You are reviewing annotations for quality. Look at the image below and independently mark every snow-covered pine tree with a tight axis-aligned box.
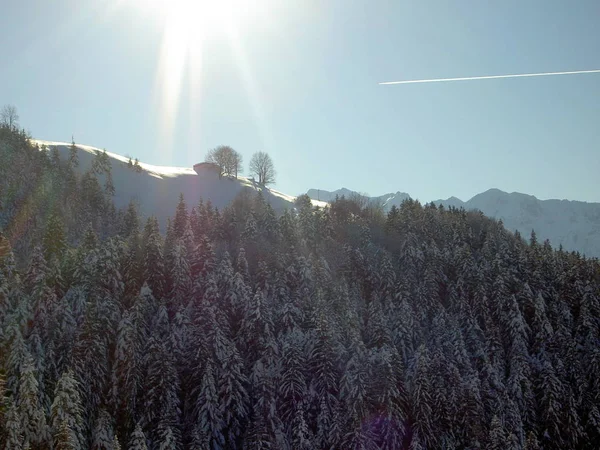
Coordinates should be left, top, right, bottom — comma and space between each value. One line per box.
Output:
51, 371, 85, 450
141, 332, 181, 445
43, 212, 67, 262
92, 409, 115, 450
217, 339, 249, 449
142, 217, 166, 299
168, 240, 192, 314
408, 345, 434, 448
193, 360, 225, 450
121, 201, 140, 239
172, 193, 188, 241
18, 355, 50, 448
128, 423, 148, 450
112, 309, 143, 437
368, 346, 407, 450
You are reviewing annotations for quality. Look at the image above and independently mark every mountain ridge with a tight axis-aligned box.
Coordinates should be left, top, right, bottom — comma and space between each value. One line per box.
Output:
307, 187, 600, 258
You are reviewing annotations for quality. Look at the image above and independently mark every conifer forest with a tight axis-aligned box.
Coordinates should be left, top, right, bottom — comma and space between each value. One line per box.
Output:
1, 123, 600, 449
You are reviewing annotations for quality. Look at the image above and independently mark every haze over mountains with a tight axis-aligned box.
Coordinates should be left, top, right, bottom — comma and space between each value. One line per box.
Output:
307, 188, 600, 258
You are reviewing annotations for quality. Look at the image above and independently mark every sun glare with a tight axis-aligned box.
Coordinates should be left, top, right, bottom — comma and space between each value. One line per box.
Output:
134, 0, 266, 153
144, 0, 256, 46
130, 0, 272, 162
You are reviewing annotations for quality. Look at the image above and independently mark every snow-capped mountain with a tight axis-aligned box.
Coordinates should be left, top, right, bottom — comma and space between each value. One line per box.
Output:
307, 187, 600, 258
435, 188, 600, 258
34, 140, 326, 229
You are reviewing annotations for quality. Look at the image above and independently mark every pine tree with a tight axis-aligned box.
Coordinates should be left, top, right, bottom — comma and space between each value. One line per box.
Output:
81, 223, 99, 252
524, 431, 541, 450
69, 139, 79, 168
112, 309, 143, 435
369, 346, 407, 450
242, 213, 258, 245
168, 241, 192, 313
24, 246, 50, 296
104, 170, 115, 197
194, 360, 225, 450
51, 371, 84, 450
43, 212, 67, 261
47, 294, 77, 383
224, 271, 250, 338
190, 235, 216, 282
4, 401, 24, 450
4, 323, 29, 398
239, 288, 273, 367
236, 248, 250, 282
409, 345, 434, 448
245, 350, 283, 450
92, 409, 115, 449
156, 423, 180, 450
121, 201, 140, 238
279, 330, 308, 424
535, 351, 567, 448
218, 339, 249, 449
308, 322, 341, 449
488, 415, 507, 450
142, 217, 166, 299
54, 420, 77, 450
18, 355, 50, 448
141, 334, 181, 443
0, 244, 21, 333
127, 423, 148, 450
172, 193, 188, 240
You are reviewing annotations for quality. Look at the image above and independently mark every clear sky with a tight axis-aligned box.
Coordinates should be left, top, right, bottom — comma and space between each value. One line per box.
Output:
1, 0, 599, 202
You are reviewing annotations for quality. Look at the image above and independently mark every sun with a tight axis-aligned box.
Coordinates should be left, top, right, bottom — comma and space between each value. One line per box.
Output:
143, 0, 255, 44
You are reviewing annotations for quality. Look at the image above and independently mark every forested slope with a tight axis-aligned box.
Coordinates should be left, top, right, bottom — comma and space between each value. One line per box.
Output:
1, 124, 600, 449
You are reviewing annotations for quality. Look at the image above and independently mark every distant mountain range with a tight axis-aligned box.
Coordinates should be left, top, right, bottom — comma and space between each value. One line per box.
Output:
307, 188, 600, 258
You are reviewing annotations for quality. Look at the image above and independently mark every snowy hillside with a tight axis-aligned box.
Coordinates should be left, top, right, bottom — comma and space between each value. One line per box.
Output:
34, 140, 326, 228
307, 187, 600, 258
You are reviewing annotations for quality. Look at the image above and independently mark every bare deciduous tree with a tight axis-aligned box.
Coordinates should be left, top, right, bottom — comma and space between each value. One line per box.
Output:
249, 151, 276, 186
0, 105, 19, 129
230, 150, 243, 178
206, 145, 243, 178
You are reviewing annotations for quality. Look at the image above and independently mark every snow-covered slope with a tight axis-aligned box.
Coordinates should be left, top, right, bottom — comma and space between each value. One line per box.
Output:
307, 186, 600, 258
34, 140, 326, 229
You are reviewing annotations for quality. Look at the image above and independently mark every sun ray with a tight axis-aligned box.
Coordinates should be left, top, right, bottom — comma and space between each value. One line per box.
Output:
155, 14, 189, 154
186, 37, 205, 160
225, 21, 275, 151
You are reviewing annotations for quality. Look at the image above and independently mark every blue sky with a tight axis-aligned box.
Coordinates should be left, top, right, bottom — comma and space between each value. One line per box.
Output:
1, 0, 599, 202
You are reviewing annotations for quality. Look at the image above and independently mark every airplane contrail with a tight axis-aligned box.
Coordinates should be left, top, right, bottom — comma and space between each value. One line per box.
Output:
379, 69, 600, 85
